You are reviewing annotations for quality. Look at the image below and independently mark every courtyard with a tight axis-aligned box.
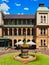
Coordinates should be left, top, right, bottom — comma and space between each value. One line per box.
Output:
0, 48, 49, 65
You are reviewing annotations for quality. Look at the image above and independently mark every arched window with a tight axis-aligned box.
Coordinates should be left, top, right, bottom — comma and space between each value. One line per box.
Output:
44, 40, 46, 46
14, 40, 17, 46
9, 40, 12, 46
18, 28, 21, 35
27, 28, 30, 35
32, 28, 34, 35
14, 28, 17, 35
23, 28, 26, 35
9, 28, 12, 35
43, 28, 46, 35
27, 39, 30, 42
40, 28, 42, 35
44, 16, 46, 23
4, 28, 8, 35
41, 40, 42, 46
32, 39, 35, 42
23, 39, 26, 42
18, 39, 21, 42
41, 16, 43, 23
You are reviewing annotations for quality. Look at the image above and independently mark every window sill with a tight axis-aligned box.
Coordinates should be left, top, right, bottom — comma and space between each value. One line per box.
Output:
39, 46, 47, 47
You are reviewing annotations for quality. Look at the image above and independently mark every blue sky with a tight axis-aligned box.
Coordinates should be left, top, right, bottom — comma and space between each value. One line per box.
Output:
0, 0, 49, 14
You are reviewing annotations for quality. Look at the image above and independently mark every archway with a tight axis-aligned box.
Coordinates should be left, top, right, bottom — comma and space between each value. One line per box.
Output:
14, 39, 17, 46
27, 39, 30, 42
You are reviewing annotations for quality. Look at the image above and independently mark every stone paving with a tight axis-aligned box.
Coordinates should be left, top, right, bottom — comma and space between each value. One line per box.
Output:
0, 48, 49, 56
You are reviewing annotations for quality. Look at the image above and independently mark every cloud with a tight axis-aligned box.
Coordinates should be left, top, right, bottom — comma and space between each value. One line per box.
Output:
24, 7, 29, 10
2, 0, 9, 2
0, 3, 10, 14
0, 2, 10, 11
4, 11, 10, 14
15, 3, 21, 6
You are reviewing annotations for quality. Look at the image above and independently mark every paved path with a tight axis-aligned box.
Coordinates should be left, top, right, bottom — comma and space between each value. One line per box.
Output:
0, 49, 49, 56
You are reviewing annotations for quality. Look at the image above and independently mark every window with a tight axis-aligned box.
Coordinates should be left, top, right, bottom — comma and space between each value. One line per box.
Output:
18, 39, 21, 42
9, 40, 12, 46
41, 16, 46, 23
4, 28, 8, 35
44, 28, 46, 35
18, 28, 21, 35
44, 16, 46, 23
4, 19, 8, 25
23, 28, 26, 35
41, 16, 43, 23
40, 28, 46, 35
15, 20, 17, 25
41, 40, 42, 46
41, 28, 42, 35
44, 40, 46, 46
14, 40, 17, 46
27, 39, 30, 42
9, 28, 12, 35
18, 19, 21, 25
8, 20, 11, 25
11, 20, 15, 25
14, 28, 17, 35
23, 19, 26, 25
27, 28, 30, 35
27, 19, 30, 25
32, 28, 34, 35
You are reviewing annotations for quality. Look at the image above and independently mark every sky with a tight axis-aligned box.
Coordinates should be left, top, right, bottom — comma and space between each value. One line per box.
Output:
0, 0, 49, 14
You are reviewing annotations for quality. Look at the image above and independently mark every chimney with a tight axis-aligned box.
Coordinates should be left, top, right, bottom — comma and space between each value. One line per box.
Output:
39, 3, 44, 7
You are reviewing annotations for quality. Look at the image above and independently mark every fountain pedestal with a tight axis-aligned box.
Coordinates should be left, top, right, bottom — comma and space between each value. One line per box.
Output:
21, 49, 28, 58
21, 44, 29, 58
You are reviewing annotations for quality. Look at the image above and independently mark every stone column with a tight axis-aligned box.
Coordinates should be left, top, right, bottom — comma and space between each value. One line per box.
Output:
12, 40, 14, 48
12, 28, 14, 36
30, 28, 32, 35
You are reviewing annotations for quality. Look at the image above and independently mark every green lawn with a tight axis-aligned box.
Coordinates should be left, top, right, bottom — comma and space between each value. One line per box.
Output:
0, 53, 49, 65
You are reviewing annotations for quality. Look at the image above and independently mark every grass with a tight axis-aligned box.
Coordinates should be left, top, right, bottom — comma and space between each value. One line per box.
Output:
0, 53, 49, 65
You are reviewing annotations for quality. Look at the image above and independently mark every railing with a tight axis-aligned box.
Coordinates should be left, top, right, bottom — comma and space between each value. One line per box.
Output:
3, 25, 34, 27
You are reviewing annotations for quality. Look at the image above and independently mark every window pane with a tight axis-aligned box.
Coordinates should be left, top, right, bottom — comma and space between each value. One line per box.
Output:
9, 28, 12, 35
4, 28, 8, 35
27, 20, 30, 25
23, 19, 26, 25
44, 16, 46, 23
14, 28, 17, 35
41, 40, 42, 46
41, 16, 43, 23
18, 19, 21, 25
18, 28, 21, 35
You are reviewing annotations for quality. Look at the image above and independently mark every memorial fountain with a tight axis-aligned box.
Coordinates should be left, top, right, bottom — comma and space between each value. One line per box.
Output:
14, 32, 36, 64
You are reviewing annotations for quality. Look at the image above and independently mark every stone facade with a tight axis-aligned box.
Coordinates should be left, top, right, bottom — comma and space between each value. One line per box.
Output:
0, 3, 49, 49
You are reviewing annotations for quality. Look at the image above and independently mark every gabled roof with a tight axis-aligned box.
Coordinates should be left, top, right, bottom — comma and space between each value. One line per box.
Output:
3, 14, 35, 19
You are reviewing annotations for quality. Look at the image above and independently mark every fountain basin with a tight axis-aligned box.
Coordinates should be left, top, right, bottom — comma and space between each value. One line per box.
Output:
14, 53, 36, 64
